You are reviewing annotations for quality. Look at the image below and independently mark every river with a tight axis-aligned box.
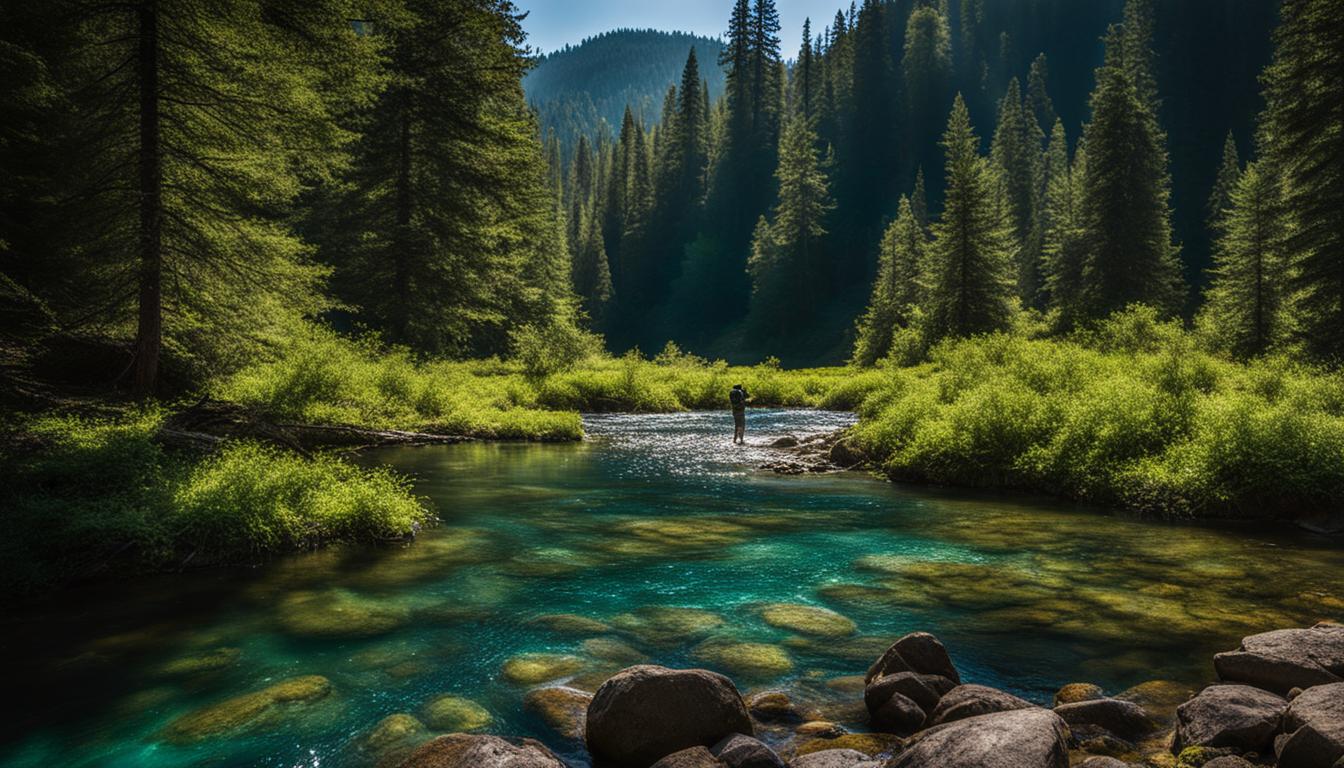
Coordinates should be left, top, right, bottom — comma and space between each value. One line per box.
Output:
2, 409, 1341, 767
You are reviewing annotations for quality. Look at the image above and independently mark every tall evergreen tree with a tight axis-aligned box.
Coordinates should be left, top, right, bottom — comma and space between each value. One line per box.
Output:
1076, 25, 1182, 321
1263, 0, 1344, 361
1041, 121, 1088, 327
1200, 161, 1288, 357
571, 198, 613, 320
902, 6, 953, 198
853, 196, 926, 365
990, 78, 1043, 303
748, 113, 833, 338
325, 0, 571, 358
922, 95, 1017, 341
911, 167, 930, 234
1026, 53, 1057, 135
50, 0, 383, 394
1206, 131, 1242, 234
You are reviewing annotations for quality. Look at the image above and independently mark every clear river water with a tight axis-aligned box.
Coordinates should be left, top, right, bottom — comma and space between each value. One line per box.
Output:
2, 409, 1341, 767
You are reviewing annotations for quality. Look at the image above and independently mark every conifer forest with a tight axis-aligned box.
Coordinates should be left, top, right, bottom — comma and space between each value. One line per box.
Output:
1, 2, 1343, 767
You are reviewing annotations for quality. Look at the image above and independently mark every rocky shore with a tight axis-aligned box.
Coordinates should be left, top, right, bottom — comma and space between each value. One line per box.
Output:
384, 623, 1343, 768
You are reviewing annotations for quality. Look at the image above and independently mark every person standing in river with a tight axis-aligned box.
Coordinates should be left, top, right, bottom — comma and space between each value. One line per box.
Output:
730, 384, 751, 444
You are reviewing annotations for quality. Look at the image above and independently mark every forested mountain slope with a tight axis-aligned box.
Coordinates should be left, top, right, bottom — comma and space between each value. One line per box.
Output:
525, 29, 727, 156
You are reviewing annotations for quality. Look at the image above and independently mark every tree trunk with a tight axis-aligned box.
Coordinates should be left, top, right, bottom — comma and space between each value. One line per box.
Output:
132, 1, 162, 398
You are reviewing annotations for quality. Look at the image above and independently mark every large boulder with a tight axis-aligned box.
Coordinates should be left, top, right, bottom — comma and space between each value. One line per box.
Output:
1214, 625, 1344, 695
585, 665, 753, 768
1055, 698, 1158, 740
1277, 682, 1344, 768
710, 733, 786, 768
1172, 685, 1286, 755
886, 708, 1070, 768
864, 672, 953, 715
650, 747, 725, 768
926, 684, 1035, 726
395, 734, 565, 768
867, 692, 926, 736
864, 633, 960, 685
789, 750, 882, 768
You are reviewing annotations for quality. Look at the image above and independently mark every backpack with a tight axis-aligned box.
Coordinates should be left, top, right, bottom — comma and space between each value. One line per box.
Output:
730, 388, 745, 407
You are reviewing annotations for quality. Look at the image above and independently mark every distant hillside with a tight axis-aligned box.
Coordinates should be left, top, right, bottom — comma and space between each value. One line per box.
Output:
525, 29, 727, 156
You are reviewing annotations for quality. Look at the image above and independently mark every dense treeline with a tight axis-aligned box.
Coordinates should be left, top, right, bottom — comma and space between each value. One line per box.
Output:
524, 29, 727, 159
555, 0, 1296, 362
0, 0, 582, 397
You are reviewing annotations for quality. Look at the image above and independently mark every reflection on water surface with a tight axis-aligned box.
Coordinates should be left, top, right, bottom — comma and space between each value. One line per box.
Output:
2, 409, 1340, 767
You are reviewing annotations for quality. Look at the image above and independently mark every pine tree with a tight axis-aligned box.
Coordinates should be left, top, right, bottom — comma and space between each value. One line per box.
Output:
902, 6, 953, 197
990, 78, 1043, 303
571, 199, 613, 319
922, 95, 1017, 341
853, 196, 926, 365
794, 19, 819, 123
52, 0, 382, 394
1206, 131, 1242, 234
1200, 161, 1288, 357
568, 135, 596, 248
748, 113, 833, 338
1263, 0, 1344, 361
1026, 53, 1057, 135
911, 167, 930, 234
1041, 121, 1088, 328
1076, 25, 1182, 321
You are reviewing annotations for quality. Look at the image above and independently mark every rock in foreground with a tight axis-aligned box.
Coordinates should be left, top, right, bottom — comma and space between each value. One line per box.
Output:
1172, 684, 1286, 755
886, 708, 1070, 768
396, 734, 565, 767
1277, 682, 1344, 768
585, 665, 753, 768
1213, 624, 1344, 695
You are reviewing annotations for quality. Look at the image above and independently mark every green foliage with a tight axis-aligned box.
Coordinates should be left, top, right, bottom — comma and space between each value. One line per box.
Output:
853, 196, 926, 366
511, 315, 604, 380
922, 95, 1018, 343
2, 412, 427, 594
1076, 22, 1183, 322
851, 309, 1344, 517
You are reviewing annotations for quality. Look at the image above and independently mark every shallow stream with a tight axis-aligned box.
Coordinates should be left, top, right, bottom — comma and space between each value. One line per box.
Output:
3, 409, 1341, 767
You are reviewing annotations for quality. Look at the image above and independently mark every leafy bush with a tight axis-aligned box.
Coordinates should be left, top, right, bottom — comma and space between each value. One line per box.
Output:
3, 413, 428, 595
851, 321, 1344, 518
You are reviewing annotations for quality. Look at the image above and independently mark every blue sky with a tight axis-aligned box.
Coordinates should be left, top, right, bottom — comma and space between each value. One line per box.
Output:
516, 0, 848, 55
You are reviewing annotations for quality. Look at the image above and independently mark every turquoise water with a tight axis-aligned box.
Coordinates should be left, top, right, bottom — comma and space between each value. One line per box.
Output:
2, 409, 1342, 767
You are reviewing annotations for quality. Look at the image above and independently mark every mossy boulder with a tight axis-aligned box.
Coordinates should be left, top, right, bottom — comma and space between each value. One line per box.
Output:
362, 713, 426, 751
582, 637, 646, 665
761, 604, 857, 637
528, 614, 611, 635
421, 695, 491, 732
501, 653, 585, 685
692, 639, 794, 679
162, 675, 331, 743
794, 732, 901, 758
524, 686, 592, 740
1054, 683, 1105, 707
611, 607, 726, 647
278, 589, 409, 638
159, 647, 241, 676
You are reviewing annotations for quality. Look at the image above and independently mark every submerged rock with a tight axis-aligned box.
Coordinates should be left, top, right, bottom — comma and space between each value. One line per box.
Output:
395, 734, 565, 768
162, 675, 331, 743
278, 589, 409, 638
527, 613, 612, 635
363, 713, 427, 752
1277, 682, 1344, 768
612, 606, 727, 647
501, 653, 585, 685
584, 665, 753, 768
583, 637, 646, 665
692, 639, 794, 679
523, 686, 592, 741
159, 647, 241, 676
422, 695, 491, 731
760, 604, 857, 637
1116, 680, 1197, 722
744, 691, 805, 724
1172, 684, 1286, 755
888, 708, 1070, 768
